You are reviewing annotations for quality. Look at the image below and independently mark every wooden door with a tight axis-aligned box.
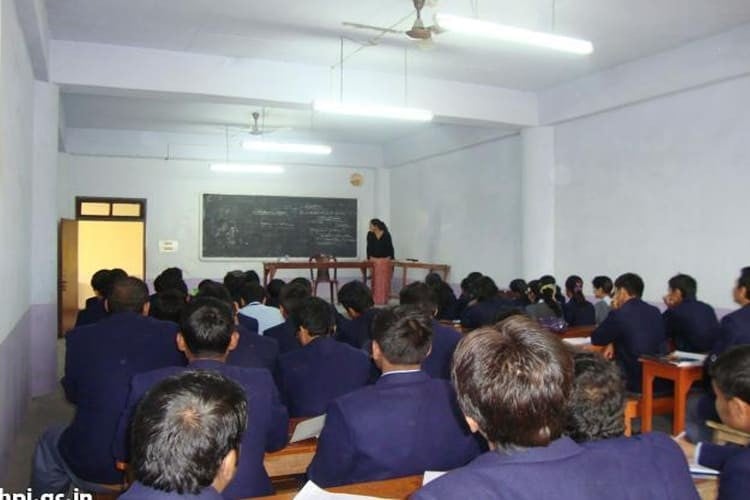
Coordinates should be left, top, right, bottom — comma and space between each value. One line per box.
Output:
59, 219, 79, 337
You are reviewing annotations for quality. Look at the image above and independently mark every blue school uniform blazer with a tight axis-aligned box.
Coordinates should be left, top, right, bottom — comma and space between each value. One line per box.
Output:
699, 442, 750, 500
414, 433, 698, 500
460, 297, 512, 330
335, 308, 378, 350
119, 482, 223, 500
277, 336, 371, 417
563, 299, 596, 327
264, 318, 301, 354
663, 299, 719, 352
59, 312, 184, 484
307, 370, 482, 487
421, 320, 461, 380
591, 298, 668, 393
226, 323, 279, 374
113, 359, 288, 499
74, 296, 107, 327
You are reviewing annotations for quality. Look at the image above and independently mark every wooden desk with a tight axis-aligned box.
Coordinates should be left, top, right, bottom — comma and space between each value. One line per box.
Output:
263, 419, 318, 478
559, 325, 596, 339
263, 261, 372, 287
391, 261, 450, 296
639, 357, 703, 435
251, 474, 423, 499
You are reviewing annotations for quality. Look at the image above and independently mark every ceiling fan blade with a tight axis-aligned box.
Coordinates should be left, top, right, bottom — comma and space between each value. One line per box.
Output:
342, 22, 404, 35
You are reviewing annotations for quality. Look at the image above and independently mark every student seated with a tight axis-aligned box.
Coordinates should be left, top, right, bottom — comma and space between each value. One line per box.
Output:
678, 345, 750, 500
278, 297, 370, 417
413, 317, 698, 500
508, 279, 531, 308
454, 272, 483, 319
74, 269, 112, 327
149, 267, 188, 310
238, 281, 284, 335
335, 281, 378, 350
526, 275, 565, 329
592, 275, 614, 325
265, 278, 285, 308
148, 288, 187, 324
400, 282, 462, 380
565, 351, 626, 442
563, 275, 596, 327
31, 277, 184, 494
113, 297, 288, 498
265, 282, 311, 354
460, 276, 511, 330
307, 306, 482, 487
687, 267, 750, 442
663, 273, 719, 352
591, 273, 668, 393
119, 371, 247, 499
425, 272, 458, 321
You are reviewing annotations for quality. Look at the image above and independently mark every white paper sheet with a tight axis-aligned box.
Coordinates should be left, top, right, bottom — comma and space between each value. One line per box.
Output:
422, 470, 447, 485
290, 414, 326, 443
293, 481, 387, 499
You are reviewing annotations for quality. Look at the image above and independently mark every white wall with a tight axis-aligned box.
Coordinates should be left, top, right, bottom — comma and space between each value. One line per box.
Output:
389, 134, 523, 287
58, 154, 383, 282
554, 73, 750, 309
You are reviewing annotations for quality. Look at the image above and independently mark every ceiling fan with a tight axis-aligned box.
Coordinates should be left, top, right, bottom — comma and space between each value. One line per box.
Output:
343, 0, 443, 43
240, 110, 291, 137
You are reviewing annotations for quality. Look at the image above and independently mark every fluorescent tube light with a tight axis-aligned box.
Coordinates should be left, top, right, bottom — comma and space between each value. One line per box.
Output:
313, 100, 433, 122
210, 163, 285, 174
435, 14, 594, 55
241, 140, 332, 155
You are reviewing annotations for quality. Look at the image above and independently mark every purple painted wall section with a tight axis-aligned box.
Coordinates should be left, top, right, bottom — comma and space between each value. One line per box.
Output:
0, 310, 31, 484
29, 304, 58, 397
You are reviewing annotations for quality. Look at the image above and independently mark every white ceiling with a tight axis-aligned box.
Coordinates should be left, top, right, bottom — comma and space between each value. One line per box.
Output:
47, 0, 750, 91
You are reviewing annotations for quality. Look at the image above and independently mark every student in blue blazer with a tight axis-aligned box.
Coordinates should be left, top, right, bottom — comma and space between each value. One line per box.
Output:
678, 345, 750, 500
278, 297, 371, 417
30, 277, 185, 495
399, 281, 461, 380
413, 317, 697, 500
662, 273, 719, 352
335, 280, 378, 350
460, 276, 512, 330
265, 282, 310, 354
562, 275, 596, 327
307, 306, 482, 487
591, 273, 668, 393
118, 371, 246, 500
110, 297, 288, 499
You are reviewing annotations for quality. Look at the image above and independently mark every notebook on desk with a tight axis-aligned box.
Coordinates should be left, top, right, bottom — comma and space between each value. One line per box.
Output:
642, 351, 707, 367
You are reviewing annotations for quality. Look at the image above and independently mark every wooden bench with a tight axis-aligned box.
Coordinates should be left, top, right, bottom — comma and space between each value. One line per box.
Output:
707, 419, 750, 446
624, 396, 674, 436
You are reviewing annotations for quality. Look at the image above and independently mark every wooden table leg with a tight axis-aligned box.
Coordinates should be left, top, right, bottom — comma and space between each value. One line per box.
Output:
673, 372, 689, 435
641, 369, 655, 433
402, 265, 408, 290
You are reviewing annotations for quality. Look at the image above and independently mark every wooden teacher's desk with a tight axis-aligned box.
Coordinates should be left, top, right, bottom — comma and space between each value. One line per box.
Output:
639, 357, 703, 435
251, 474, 423, 500
262, 261, 372, 287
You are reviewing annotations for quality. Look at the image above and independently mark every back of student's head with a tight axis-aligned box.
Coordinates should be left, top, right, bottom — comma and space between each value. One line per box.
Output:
266, 279, 285, 307
240, 281, 266, 305
614, 273, 644, 298
538, 275, 562, 317
372, 306, 432, 365
289, 277, 313, 294
509, 279, 528, 296
668, 273, 697, 300
473, 276, 499, 302
527, 279, 541, 302
337, 281, 373, 314
424, 273, 443, 288
154, 267, 187, 295
244, 270, 260, 284
180, 297, 234, 356
90, 269, 112, 296
294, 296, 333, 337
711, 345, 750, 406
565, 351, 625, 442
223, 270, 247, 303
565, 275, 587, 304
107, 268, 129, 297
592, 276, 613, 296
130, 370, 247, 494
460, 272, 483, 296
108, 276, 149, 314
195, 280, 233, 307
279, 282, 311, 317
150, 289, 187, 323
737, 267, 750, 301
399, 281, 438, 315
451, 316, 573, 449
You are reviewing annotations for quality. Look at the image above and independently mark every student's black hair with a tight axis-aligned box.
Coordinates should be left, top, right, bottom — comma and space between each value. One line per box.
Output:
711, 345, 750, 405
527, 279, 541, 303
239, 281, 266, 305
337, 281, 374, 314
150, 289, 187, 324
266, 279, 285, 307
399, 281, 438, 315
473, 276, 499, 302
424, 272, 443, 288
108, 276, 149, 314
179, 297, 234, 356
289, 277, 313, 294
223, 270, 247, 303
195, 281, 233, 307
371, 306, 432, 365
460, 272, 483, 295
538, 275, 562, 317
369, 218, 389, 233
737, 267, 750, 301
565, 275, 587, 304
293, 297, 334, 337
90, 269, 112, 295
154, 267, 187, 295
565, 351, 625, 442
668, 273, 697, 301
509, 279, 528, 296
452, 316, 573, 449
107, 268, 129, 298
279, 282, 311, 316
244, 270, 261, 284
425, 273, 457, 317
614, 273, 645, 298
592, 276, 613, 296
130, 370, 247, 494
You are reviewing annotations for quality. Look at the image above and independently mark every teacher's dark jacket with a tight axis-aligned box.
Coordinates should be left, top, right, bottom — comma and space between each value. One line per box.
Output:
366, 231, 394, 259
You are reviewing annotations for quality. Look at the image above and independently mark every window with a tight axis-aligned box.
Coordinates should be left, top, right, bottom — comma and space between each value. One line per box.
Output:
76, 197, 146, 221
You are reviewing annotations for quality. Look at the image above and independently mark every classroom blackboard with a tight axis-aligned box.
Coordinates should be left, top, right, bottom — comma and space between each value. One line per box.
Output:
201, 194, 358, 258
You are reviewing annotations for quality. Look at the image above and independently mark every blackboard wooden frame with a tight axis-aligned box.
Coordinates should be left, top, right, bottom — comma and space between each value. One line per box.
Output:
199, 193, 359, 260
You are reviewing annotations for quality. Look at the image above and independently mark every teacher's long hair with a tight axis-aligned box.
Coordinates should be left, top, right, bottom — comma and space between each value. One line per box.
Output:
370, 218, 389, 234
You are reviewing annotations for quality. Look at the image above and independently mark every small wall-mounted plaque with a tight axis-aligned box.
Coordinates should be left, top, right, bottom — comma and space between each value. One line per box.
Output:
158, 240, 179, 253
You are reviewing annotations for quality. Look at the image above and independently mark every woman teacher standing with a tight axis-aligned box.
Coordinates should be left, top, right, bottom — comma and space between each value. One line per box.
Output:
367, 219, 394, 305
